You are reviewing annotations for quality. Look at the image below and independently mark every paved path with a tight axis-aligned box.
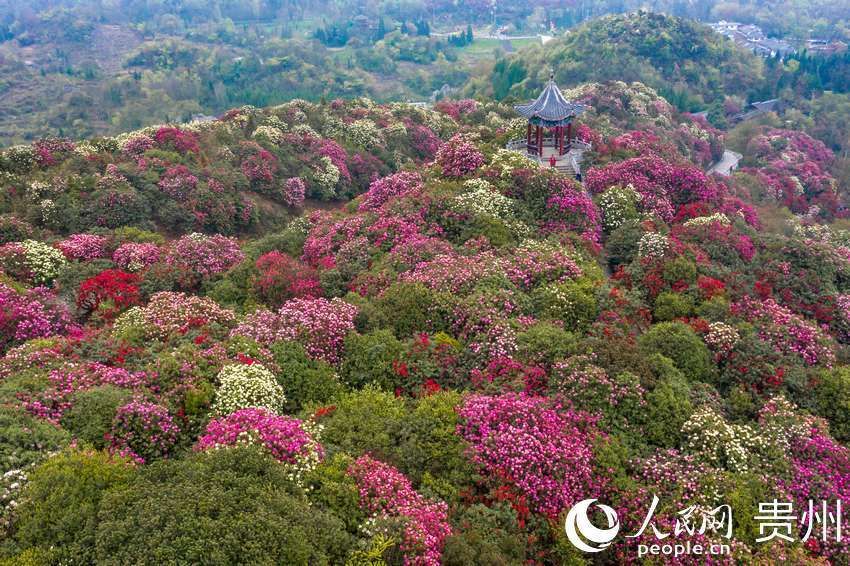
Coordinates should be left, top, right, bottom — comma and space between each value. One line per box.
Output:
708, 150, 743, 176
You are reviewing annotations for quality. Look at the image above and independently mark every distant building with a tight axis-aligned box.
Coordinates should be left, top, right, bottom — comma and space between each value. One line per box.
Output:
731, 99, 783, 124
709, 21, 795, 57
805, 39, 848, 56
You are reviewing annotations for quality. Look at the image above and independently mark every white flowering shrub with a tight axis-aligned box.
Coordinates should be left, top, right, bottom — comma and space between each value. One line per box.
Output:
313, 157, 341, 199
488, 148, 538, 178
452, 181, 530, 238
597, 185, 641, 231
346, 119, 382, 149
212, 363, 286, 416
637, 232, 669, 260
682, 405, 785, 475
20, 240, 66, 284
682, 213, 730, 228
252, 126, 285, 145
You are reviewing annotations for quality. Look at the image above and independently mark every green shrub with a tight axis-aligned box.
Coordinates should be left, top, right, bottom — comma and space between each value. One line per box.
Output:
653, 291, 694, 321
319, 386, 406, 460
515, 322, 581, 367
60, 386, 133, 450
442, 503, 526, 566
340, 330, 406, 390
638, 322, 715, 383
95, 447, 352, 565
375, 282, 452, 337
662, 256, 697, 285
605, 219, 642, 267
0, 408, 70, 472
393, 391, 475, 502
303, 453, 364, 534
11, 450, 135, 564
814, 366, 850, 441
643, 369, 694, 448
270, 341, 345, 413
531, 280, 598, 331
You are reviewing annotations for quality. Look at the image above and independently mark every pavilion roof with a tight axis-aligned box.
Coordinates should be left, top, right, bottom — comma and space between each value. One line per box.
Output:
514, 76, 585, 126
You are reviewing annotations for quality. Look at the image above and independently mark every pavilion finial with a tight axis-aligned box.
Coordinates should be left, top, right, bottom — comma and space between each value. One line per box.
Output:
549, 68, 555, 82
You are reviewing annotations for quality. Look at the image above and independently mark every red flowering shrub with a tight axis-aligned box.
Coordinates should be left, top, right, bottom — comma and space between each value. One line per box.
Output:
154, 126, 200, 154
253, 251, 321, 307
77, 269, 141, 318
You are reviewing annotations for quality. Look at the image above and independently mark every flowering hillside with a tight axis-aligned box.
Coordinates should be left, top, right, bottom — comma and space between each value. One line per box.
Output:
2, 85, 850, 564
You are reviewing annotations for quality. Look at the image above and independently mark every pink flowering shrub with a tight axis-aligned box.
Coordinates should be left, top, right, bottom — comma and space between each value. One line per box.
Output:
196, 407, 322, 467
33, 138, 75, 167
165, 233, 244, 279
231, 297, 357, 364
435, 134, 484, 178
282, 177, 306, 208
501, 245, 583, 290
23, 362, 152, 423
358, 171, 423, 211
157, 165, 198, 200
733, 297, 836, 367
409, 124, 441, 158
348, 455, 452, 566
241, 143, 278, 184
544, 177, 601, 242
122, 134, 156, 156
107, 400, 179, 464
56, 234, 108, 260
745, 128, 840, 217
0, 283, 77, 351
457, 392, 603, 517
586, 155, 719, 221
112, 242, 161, 271
124, 291, 236, 340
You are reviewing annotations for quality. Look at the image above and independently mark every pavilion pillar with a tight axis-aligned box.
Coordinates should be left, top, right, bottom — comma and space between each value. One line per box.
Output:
566, 122, 572, 149
526, 123, 532, 151
537, 126, 543, 157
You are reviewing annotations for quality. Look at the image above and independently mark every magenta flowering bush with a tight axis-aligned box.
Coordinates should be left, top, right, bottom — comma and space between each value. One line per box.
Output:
544, 177, 602, 242
0, 284, 77, 351
154, 126, 200, 154
241, 143, 278, 184
157, 165, 199, 201
56, 234, 108, 261
196, 408, 322, 477
107, 400, 180, 464
457, 392, 603, 517
348, 455, 452, 566
231, 297, 357, 364
112, 242, 161, 271
434, 134, 484, 178
358, 171, 423, 211
733, 297, 836, 367
282, 177, 306, 208
165, 233, 244, 279
24, 362, 152, 423
586, 155, 719, 221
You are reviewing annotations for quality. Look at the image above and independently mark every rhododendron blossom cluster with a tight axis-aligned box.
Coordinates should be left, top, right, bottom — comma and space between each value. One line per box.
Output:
196, 408, 322, 480
348, 455, 451, 566
231, 297, 357, 364
457, 393, 603, 517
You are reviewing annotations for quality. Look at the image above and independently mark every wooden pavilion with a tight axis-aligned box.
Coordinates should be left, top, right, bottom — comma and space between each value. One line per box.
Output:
514, 72, 586, 157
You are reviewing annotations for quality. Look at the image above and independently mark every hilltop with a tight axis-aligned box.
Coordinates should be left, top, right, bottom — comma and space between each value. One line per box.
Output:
471, 11, 764, 111
1, 85, 850, 563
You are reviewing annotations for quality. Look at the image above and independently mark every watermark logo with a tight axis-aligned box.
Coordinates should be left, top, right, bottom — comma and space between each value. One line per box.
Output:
564, 498, 620, 553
